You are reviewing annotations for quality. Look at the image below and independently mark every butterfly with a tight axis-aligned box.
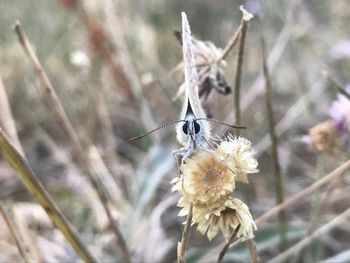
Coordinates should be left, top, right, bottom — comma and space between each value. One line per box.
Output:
128, 12, 245, 164
173, 12, 212, 163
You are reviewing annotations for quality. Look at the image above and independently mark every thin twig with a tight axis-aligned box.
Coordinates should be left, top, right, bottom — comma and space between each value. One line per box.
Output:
177, 204, 193, 263
14, 21, 130, 263
255, 158, 350, 225
216, 24, 242, 63
0, 128, 97, 263
234, 6, 253, 126
267, 206, 350, 263
322, 70, 350, 101
262, 36, 286, 248
217, 224, 241, 263
0, 203, 31, 263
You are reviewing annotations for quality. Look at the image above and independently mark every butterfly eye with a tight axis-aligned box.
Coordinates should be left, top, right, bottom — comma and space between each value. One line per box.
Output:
182, 122, 189, 134
194, 121, 200, 134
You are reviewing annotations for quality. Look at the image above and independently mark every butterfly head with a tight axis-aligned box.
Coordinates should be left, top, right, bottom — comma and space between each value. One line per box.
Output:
176, 99, 210, 148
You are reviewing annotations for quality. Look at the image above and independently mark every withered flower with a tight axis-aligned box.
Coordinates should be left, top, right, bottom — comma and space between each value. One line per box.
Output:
308, 120, 339, 154
173, 151, 235, 204
177, 196, 256, 240
174, 32, 231, 103
172, 135, 258, 241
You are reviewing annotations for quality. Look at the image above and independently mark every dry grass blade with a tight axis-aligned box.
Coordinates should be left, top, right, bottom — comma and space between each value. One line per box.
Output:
322, 70, 350, 101
13, 21, 130, 263
217, 224, 241, 263
0, 128, 97, 263
103, 0, 157, 139
262, 36, 286, 247
268, 206, 350, 263
177, 204, 193, 263
0, 74, 23, 154
255, 158, 350, 225
0, 204, 31, 263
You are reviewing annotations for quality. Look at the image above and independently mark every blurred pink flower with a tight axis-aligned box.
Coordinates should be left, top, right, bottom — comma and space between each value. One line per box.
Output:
329, 84, 350, 133
329, 40, 350, 59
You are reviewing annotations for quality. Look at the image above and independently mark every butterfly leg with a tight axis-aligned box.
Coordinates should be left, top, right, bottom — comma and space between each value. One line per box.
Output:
172, 148, 186, 167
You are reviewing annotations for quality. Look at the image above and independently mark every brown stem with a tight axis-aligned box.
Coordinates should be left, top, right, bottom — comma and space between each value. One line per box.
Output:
217, 224, 241, 263
217, 24, 242, 63
177, 204, 193, 263
246, 239, 259, 263
217, 6, 253, 62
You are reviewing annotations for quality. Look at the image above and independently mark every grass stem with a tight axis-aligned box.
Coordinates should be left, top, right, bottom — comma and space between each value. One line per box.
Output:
262, 36, 286, 248
0, 203, 31, 263
14, 21, 130, 263
267, 206, 350, 263
0, 129, 97, 263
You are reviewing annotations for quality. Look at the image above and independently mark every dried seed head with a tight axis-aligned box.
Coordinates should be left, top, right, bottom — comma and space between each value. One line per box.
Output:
175, 35, 231, 105
174, 151, 235, 204
309, 120, 340, 154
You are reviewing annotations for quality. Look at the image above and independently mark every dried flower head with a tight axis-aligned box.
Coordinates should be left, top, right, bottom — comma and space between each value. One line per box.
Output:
172, 135, 258, 241
309, 120, 339, 154
174, 32, 231, 104
177, 196, 256, 240
215, 136, 259, 183
173, 151, 235, 204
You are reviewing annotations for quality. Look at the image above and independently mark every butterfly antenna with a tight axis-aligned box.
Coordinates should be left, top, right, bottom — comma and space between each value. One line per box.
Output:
196, 118, 247, 129
128, 120, 186, 142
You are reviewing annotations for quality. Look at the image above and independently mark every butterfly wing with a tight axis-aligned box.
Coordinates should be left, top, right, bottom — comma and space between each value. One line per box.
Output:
176, 12, 211, 149
181, 12, 207, 119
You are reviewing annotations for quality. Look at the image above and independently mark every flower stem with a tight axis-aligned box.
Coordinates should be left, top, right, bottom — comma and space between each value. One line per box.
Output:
262, 36, 287, 249
177, 204, 193, 263
234, 8, 252, 126
246, 239, 259, 263
217, 224, 241, 263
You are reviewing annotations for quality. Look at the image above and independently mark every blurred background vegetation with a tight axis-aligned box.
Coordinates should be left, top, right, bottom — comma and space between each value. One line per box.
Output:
0, 0, 350, 262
